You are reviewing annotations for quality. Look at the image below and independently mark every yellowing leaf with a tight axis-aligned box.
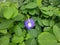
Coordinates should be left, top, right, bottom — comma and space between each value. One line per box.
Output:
36, 0, 42, 7
0, 29, 7, 34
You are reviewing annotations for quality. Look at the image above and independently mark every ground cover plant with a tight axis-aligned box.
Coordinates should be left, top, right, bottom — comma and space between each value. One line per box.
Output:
0, 0, 60, 45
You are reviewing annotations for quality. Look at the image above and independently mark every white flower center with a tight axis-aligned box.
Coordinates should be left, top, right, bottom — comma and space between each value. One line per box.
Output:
28, 22, 32, 27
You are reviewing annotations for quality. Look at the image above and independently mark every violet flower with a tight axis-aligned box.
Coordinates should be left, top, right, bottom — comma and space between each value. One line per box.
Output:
24, 18, 35, 30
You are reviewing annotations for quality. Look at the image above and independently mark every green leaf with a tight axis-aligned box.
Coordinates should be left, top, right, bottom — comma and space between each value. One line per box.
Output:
20, 5, 26, 10
25, 33, 32, 40
25, 38, 37, 45
19, 42, 25, 45
38, 32, 57, 45
13, 14, 24, 21
21, 30, 26, 37
56, 23, 60, 28
28, 29, 40, 38
14, 25, 22, 37
9, 42, 17, 45
11, 6, 18, 18
3, 5, 18, 19
42, 19, 50, 26
32, 17, 39, 21
18, 0, 24, 7
49, 0, 60, 6
0, 36, 9, 45
44, 27, 53, 33
12, 35, 24, 43
40, 6, 55, 16
37, 18, 44, 27
28, 8, 39, 15
28, 9, 36, 15
21, 9, 28, 14
57, 43, 60, 45
53, 25, 60, 41
18, 22, 24, 28
35, 23, 42, 32
3, 7, 13, 19
50, 20, 55, 27
7, 0, 18, 2
25, 2, 37, 9
0, 29, 7, 34
0, 20, 13, 29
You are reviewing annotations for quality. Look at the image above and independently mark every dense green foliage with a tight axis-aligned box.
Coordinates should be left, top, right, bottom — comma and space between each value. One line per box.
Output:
0, 0, 60, 45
